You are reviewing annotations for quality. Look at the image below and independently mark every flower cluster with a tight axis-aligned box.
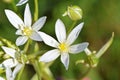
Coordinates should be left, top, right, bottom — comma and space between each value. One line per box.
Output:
0, 0, 113, 80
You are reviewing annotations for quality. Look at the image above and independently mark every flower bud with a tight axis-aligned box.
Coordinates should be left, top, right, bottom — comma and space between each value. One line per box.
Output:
63, 5, 83, 21
3, 0, 13, 3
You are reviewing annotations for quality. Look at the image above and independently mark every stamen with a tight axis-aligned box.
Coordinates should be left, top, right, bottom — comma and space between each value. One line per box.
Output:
23, 27, 33, 36
58, 43, 69, 53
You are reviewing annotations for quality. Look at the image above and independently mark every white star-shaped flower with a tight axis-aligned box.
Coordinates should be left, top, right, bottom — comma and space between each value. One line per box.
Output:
0, 46, 18, 68
0, 46, 23, 80
39, 19, 89, 70
5, 64, 23, 80
5, 3, 47, 46
16, 0, 28, 6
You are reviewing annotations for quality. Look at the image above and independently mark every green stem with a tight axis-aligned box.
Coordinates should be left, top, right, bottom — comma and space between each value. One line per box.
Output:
17, 65, 25, 80
23, 39, 31, 54
33, 60, 41, 80
84, 48, 92, 56
34, 0, 39, 21
12, 0, 17, 11
67, 21, 77, 34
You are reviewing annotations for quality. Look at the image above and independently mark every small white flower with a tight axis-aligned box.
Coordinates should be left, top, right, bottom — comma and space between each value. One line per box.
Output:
0, 46, 18, 68
16, 0, 28, 6
39, 19, 89, 70
0, 46, 23, 80
6, 64, 23, 80
5, 3, 47, 46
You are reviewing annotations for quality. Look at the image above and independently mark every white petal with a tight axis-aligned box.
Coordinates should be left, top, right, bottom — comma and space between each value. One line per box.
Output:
24, 3, 32, 27
2, 46, 16, 58
55, 19, 66, 43
0, 77, 5, 80
38, 32, 59, 48
67, 22, 84, 45
2, 59, 18, 68
16, 30, 23, 35
5, 10, 24, 29
40, 49, 60, 62
6, 67, 13, 80
12, 64, 23, 78
61, 53, 69, 70
16, 36, 28, 46
30, 31, 42, 41
32, 16, 47, 31
16, 0, 28, 6
69, 42, 89, 54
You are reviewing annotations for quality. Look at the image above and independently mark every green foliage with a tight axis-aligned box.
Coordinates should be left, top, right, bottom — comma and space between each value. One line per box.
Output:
0, 0, 120, 80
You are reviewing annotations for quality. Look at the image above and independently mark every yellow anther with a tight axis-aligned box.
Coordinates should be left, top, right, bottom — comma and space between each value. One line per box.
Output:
58, 43, 69, 53
23, 27, 33, 36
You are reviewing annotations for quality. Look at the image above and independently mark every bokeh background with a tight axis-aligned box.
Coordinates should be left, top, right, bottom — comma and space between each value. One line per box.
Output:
0, 0, 120, 80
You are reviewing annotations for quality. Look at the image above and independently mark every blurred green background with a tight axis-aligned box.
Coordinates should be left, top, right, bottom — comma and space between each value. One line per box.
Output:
0, 0, 120, 80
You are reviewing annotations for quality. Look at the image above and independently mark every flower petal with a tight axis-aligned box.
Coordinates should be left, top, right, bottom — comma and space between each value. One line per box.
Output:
69, 42, 89, 54
16, 0, 28, 6
12, 64, 23, 78
30, 31, 42, 41
67, 22, 84, 45
6, 67, 13, 80
38, 32, 59, 48
32, 16, 47, 31
61, 53, 69, 70
0, 77, 5, 80
5, 10, 24, 29
16, 30, 23, 35
40, 49, 60, 62
55, 19, 66, 43
24, 3, 32, 27
2, 46, 16, 58
2, 59, 18, 68
16, 36, 28, 46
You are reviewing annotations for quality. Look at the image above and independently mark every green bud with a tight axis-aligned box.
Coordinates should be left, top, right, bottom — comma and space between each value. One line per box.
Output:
63, 5, 83, 21
3, 0, 13, 3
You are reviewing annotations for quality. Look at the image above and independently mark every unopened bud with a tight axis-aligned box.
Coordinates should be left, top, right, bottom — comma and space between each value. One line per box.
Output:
3, 0, 13, 3
63, 5, 83, 21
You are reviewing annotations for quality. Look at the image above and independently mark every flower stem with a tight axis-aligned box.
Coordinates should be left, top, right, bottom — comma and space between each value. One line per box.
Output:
84, 48, 92, 56
12, 0, 17, 11
17, 65, 25, 80
32, 60, 41, 80
34, 0, 39, 21
24, 39, 31, 54
67, 21, 77, 34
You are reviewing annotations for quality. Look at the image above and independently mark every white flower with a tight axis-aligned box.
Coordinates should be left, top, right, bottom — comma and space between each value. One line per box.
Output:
6, 64, 23, 80
0, 46, 18, 68
0, 76, 5, 80
39, 19, 89, 70
5, 3, 47, 46
16, 0, 28, 6
0, 46, 23, 80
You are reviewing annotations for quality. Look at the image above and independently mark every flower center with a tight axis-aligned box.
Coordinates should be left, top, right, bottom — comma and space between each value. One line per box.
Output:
23, 27, 33, 36
58, 43, 69, 53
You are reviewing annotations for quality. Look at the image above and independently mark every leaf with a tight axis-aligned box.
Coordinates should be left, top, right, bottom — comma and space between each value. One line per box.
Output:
96, 32, 114, 58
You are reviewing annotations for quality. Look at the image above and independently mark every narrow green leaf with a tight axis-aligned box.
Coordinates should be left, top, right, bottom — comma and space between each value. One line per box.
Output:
96, 32, 114, 58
